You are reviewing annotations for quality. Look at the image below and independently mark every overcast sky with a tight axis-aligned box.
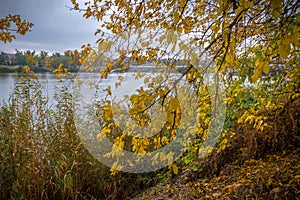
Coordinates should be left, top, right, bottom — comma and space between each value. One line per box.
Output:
0, 0, 100, 54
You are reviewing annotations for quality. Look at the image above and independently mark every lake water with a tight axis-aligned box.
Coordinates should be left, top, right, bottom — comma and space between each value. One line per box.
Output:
0, 71, 236, 104
0, 72, 149, 106
0, 71, 256, 107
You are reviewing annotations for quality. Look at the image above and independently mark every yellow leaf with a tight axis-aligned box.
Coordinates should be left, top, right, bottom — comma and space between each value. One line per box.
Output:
271, 0, 282, 20
160, 151, 167, 162
225, 53, 234, 65
174, 12, 180, 23
180, 0, 186, 7
118, 76, 123, 81
167, 151, 174, 165
279, 43, 290, 59
98, 40, 112, 52
33, 73, 39, 79
169, 97, 180, 112
102, 127, 111, 134
22, 65, 30, 74
102, 103, 113, 121
183, 23, 191, 34
235, 6, 243, 15
144, 76, 150, 84
252, 62, 263, 83
105, 86, 112, 96
171, 163, 178, 175
262, 62, 270, 74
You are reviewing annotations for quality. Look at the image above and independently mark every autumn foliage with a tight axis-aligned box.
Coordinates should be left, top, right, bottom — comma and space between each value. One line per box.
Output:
0, 0, 299, 199
69, 0, 300, 175
0, 14, 33, 43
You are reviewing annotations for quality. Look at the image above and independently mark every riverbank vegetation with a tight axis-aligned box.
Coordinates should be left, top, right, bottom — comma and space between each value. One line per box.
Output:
0, 50, 81, 73
0, 71, 163, 199
0, 63, 299, 200
0, 65, 20, 73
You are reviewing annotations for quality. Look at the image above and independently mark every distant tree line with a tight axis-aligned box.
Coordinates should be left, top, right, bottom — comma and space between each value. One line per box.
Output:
0, 49, 81, 72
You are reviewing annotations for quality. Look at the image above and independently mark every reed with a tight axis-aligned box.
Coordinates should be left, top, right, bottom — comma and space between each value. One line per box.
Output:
0, 74, 157, 199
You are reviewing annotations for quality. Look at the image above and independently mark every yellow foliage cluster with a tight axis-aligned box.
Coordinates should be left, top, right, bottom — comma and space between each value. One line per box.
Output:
52, 63, 70, 80
0, 14, 33, 43
21, 65, 39, 80
238, 110, 269, 132
70, 0, 299, 174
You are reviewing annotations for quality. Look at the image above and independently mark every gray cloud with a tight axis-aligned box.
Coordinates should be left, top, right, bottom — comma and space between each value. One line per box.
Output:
0, 0, 100, 54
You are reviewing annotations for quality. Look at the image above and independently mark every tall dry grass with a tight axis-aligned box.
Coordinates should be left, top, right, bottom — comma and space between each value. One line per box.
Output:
0, 75, 158, 199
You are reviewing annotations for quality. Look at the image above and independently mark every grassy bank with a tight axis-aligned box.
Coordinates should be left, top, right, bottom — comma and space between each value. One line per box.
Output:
0, 65, 20, 73
0, 65, 52, 73
0, 65, 79, 73
0, 73, 160, 199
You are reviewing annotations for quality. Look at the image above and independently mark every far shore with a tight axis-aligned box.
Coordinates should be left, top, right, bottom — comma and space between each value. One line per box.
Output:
0, 65, 184, 74
0, 65, 53, 73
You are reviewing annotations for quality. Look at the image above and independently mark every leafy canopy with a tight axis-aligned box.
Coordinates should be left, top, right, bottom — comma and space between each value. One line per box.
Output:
73, 0, 299, 78
71, 0, 299, 174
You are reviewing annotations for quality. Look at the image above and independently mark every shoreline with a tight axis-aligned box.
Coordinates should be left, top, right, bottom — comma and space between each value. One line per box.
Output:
0, 65, 80, 73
